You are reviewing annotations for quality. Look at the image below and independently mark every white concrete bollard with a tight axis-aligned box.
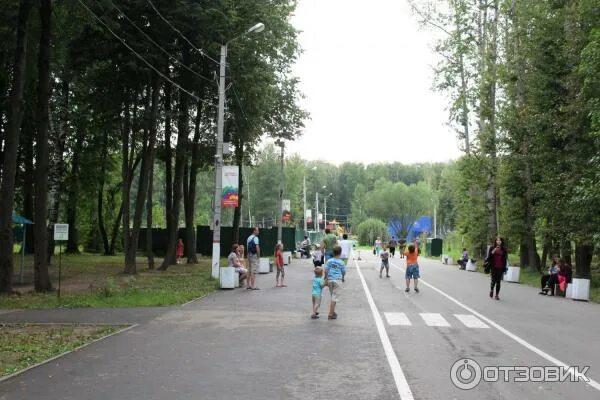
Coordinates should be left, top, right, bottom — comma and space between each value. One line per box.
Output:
571, 278, 590, 301
504, 266, 521, 282
466, 260, 477, 271
283, 251, 292, 265
219, 267, 236, 289
259, 257, 270, 274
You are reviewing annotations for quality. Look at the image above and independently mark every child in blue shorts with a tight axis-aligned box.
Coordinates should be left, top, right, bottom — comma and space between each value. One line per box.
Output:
404, 243, 420, 293
311, 267, 325, 319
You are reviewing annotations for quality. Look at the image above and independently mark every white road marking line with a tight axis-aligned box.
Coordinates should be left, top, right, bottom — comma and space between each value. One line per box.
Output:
384, 312, 412, 326
389, 260, 600, 392
454, 314, 490, 329
420, 313, 451, 327
354, 259, 414, 400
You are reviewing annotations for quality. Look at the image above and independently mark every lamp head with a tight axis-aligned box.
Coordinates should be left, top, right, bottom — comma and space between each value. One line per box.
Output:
248, 23, 265, 34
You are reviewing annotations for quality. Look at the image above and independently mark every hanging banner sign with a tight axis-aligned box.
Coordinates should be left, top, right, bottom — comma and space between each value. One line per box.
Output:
221, 166, 239, 207
282, 199, 292, 221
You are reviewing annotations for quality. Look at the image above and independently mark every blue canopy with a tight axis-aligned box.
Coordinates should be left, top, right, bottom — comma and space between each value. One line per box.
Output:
12, 212, 33, 225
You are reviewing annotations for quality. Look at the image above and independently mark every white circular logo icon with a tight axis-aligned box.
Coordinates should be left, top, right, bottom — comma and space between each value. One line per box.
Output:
450, 358, 482, 390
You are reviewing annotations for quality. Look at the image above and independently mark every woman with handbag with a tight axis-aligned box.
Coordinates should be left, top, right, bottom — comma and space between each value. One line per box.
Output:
485, 237, 507, 300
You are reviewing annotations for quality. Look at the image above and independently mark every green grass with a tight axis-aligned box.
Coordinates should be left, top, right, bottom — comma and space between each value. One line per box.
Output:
0, 323, 124, 378
1, 253, 218, 309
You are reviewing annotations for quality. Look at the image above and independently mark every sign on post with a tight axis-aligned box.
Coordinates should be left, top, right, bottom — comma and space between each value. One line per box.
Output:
54, 224, 69, 241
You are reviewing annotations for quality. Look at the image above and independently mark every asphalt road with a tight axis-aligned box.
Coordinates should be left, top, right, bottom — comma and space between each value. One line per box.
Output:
1, 252, 599, 399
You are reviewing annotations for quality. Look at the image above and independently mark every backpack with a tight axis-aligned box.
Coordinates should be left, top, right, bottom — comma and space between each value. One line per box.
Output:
248, 235, 257, 254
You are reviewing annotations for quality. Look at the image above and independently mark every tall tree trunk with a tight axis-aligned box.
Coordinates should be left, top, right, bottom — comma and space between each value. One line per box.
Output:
160, 48, 191, 270
108, 202, 123, 256
22, 96, 36, 254
66, 126, 84, 253
146, 165, 155, 269
121, 93, 132, 262
125, 77, 160, 274
574, 242, 592, 279
480, 0, 500, 243
0, 0, 34, 293
183, 99, 203, 264
46, 78, 68, 263
98, 130, 110, 255
163, 79, 174, 264
33, 0, 53, 292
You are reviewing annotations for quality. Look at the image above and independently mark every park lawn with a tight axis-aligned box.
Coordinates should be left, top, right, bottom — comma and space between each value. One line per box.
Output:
1, 253, 217, 309
0, 323, 125, 378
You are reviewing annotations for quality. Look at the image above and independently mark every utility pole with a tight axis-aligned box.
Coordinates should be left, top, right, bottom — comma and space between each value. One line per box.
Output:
303, 175, 307, 233
275, 139, 284, 244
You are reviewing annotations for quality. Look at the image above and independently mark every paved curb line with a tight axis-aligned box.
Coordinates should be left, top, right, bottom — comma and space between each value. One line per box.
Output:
0, 323, 139, 383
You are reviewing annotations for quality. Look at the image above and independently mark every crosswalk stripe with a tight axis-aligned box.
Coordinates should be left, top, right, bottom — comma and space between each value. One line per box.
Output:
384, 312, 412, 326
419, 313, 451, 327
454, 314, 490, 329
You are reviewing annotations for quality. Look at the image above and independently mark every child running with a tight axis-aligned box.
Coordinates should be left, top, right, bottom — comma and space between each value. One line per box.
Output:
380, 246, 390, 278
324, 245, 347, 320
275, 243, 286, 287
404, 242, 420, 293
311, 267, 325, 319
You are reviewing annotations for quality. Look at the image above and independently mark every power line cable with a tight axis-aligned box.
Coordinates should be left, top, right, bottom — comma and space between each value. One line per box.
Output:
76, 0, 201, 102
147, 0, 220, 66
231, 85, 251, 127
105, 0, 215, 85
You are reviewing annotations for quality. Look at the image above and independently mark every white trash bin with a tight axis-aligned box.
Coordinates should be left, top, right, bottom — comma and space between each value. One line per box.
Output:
505, 266, 520, 283
565, 283, 573, 299
571, 278, 590, 301
283, 251, 292, 265
466, 260, 477, 272
219, 267, 236, 289
259, 258, 270, 274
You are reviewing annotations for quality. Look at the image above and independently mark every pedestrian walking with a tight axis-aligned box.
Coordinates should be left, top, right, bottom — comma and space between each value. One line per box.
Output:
380, 246, 390, 278
275, 243, 286, 287
404, 241, 420, 292
388, 237, 397, 257
321, 228, 338, 261
313, 244, 323, 267
324, 245, 346, 320
339, 233, 353, 265
311, 267, 325, 319
246, 227, 261, 290
176, 238, 184, 264
374, 237, 382, 256
485, 236, 507, 300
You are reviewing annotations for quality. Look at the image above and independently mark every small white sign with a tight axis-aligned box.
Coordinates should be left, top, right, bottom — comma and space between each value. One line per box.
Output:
54, 224, 69, 241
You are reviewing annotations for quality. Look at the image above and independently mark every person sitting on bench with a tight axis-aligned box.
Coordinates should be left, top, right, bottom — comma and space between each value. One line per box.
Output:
458, 248, 469, 270
556, 260, 573, 296
540, 255, 559, 295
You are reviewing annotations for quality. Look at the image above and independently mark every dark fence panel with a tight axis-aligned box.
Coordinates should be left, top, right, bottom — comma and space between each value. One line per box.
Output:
139, 226, 296, 258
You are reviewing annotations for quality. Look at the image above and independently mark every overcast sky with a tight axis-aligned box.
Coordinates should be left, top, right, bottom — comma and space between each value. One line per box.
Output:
279, 0, 462, 165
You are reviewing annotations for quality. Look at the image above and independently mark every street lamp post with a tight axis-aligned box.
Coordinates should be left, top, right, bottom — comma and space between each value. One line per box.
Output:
212, 22, 265, 279
324, 193, 333, 231
303, 175, 307, 233
275, 139, 284, 244
315, 192, 319, 232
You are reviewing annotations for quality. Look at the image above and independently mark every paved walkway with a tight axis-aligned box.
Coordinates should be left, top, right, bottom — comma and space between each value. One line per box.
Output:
1, 254, 599, 399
